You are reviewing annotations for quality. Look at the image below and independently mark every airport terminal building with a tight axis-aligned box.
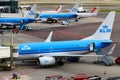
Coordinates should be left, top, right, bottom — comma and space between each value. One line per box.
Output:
0, 0, 18, 13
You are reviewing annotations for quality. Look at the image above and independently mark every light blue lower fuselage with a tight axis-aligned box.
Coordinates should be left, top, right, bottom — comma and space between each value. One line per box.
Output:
19, 40, 112, 56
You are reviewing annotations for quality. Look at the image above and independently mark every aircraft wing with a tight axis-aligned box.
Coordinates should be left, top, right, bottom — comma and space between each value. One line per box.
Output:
42, 53, 103, 57
45, 31, 53, 42
50, 55, 103, 57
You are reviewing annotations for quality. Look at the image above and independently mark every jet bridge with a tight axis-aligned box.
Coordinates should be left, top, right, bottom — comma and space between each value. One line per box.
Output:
0, 47, 11, 70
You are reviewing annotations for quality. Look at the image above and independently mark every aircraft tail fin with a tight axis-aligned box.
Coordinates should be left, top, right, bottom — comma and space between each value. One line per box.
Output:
69, 3, 79, 14
78, 3, 84, 12
26, 4, 37, 18
55, 5, 62, 13
91, 7, 99, 15
83, 11, 116, 40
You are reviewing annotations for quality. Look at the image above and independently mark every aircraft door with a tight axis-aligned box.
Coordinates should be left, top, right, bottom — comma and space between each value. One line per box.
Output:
90, 43, 95, 51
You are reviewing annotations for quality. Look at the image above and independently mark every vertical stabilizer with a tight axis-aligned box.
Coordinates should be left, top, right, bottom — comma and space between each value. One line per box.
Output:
26, 4, 37, 18
69, 3, 79, 14
83, 11, 116, 40
55, 5, 62, 13
91, 7, 99, 15
78, 3, 85, 12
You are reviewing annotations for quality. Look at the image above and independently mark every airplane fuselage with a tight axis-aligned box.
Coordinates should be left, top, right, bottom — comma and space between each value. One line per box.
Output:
15, 12, 115, 66
18, 40, 112, 58
0, 17, 35, 26
39, 13, 78, 20
77, 13, 96, 17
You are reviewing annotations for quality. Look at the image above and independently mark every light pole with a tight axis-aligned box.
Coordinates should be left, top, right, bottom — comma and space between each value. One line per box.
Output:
1, 33, 4, 46
11, 0, 13, 13
10, 31, 14, 70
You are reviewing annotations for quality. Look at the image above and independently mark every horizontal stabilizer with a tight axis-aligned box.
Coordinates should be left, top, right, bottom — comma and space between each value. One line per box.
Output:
102, 40, 112, 43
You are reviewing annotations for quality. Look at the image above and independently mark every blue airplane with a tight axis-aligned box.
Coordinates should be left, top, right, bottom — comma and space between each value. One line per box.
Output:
39, 3, 79, 23
39, 3, 99, 24
0, 4, 37, 30
18, 11, 116, 66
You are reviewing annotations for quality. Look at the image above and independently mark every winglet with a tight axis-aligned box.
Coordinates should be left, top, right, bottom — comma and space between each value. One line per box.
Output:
108, 44, 116, 55
45, 31, 53, 42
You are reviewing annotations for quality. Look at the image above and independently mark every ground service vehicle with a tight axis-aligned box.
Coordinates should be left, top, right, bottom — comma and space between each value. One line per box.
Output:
71, 74, 101, 80
59, 77, 69, 80
71, 74, 88, 80
115, 57, 120, 65
45, 74, 101, 80
88, 76, 101, 80
45, 75, 63, 80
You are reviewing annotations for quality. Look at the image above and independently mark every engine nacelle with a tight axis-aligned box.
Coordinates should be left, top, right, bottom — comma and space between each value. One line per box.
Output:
38, 56, 55, 66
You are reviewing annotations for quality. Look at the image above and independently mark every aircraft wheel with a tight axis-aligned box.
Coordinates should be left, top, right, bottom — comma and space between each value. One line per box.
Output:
52, 20, 55, 23
115, 57, 120, 65
67, 57, 79, 62
57, 61, 64, 66
75, 19, 79, 22
55, 20, 57, 23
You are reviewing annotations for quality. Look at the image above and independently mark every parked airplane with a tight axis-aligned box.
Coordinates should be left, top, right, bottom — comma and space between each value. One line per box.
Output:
77, 7, 99, 18
39, 3, 98, 24
0, 4, 37, 30
39, 3, 79, 23
67, 3, 86, 13
18, 11, 116, 66
41, 5, 62, 14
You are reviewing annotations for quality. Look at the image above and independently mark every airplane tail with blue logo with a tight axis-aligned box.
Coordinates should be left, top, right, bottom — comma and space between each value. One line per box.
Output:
83, 11, 116, 40
69, 3, 79, 14
26, 4, 37, 19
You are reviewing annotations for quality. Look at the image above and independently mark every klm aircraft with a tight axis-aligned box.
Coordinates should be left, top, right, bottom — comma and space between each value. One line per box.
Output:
39, 3, 99, 24
0, 4, 37, 30
18, 11, 116, 66
39, 3, 79, 23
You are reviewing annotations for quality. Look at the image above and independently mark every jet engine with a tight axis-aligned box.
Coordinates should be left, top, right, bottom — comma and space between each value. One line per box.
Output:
38, 56, 56, 66
47, 18, 57, 23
